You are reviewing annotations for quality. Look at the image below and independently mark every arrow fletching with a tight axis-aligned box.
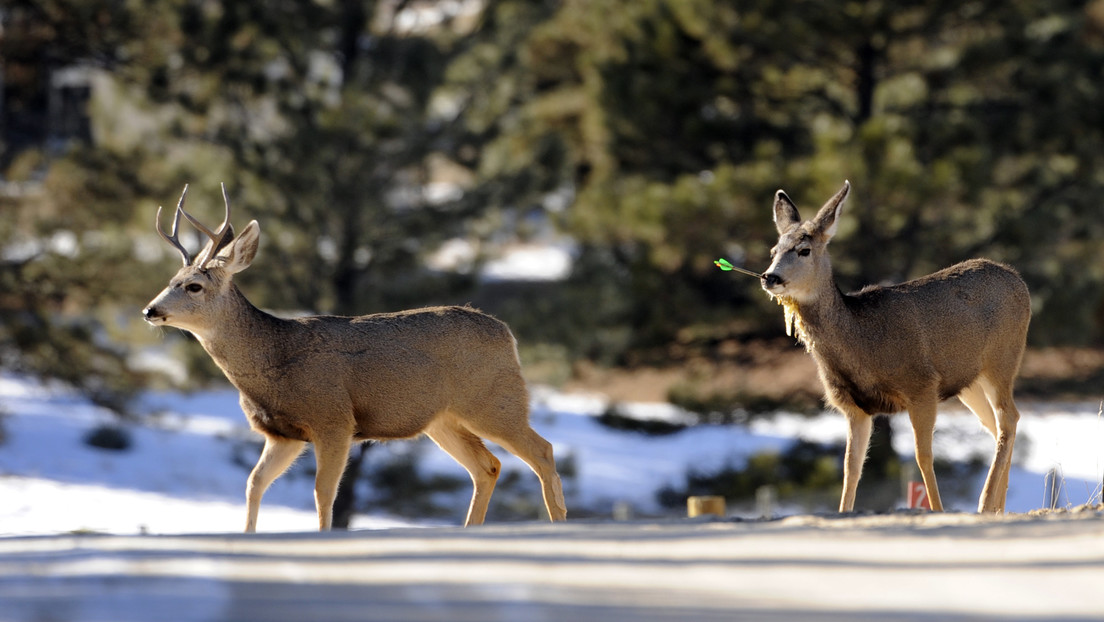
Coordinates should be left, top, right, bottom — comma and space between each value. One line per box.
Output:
714, 258, 763, 279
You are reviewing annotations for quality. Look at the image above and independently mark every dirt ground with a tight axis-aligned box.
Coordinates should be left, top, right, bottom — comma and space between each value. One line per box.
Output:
2, 510, 1103, 622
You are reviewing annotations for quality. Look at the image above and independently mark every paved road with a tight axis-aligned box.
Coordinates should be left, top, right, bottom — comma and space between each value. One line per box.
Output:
1, 511, 1102, 621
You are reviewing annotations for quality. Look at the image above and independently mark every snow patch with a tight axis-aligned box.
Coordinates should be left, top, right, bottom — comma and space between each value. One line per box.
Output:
0, 374, 1102, 536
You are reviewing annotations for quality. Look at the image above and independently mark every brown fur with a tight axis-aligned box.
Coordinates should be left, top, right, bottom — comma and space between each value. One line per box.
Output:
143, 187, 567, 531
762, 181, 1030, 513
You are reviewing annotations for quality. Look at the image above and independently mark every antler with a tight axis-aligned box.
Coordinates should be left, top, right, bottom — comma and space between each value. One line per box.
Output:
181, 182, 236, 267
155, 183, 238, 267
155, 184, 193, 266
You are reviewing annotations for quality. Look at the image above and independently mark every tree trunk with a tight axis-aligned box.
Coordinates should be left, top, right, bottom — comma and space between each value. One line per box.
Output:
331, 443, 369, 530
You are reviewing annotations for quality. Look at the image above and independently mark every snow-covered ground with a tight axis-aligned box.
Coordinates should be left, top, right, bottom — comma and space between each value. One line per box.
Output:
0, 374, 1102, 536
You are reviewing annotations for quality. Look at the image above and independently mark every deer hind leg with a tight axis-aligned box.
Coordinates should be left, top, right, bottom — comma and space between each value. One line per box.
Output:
459, 372, 567, 522
958, 381, 997, 438
839, 409, 873, 513
499, 427, 567, 522
425, 417, 502, 526
906, 397, 944, 512
976, 376, 1020, 513
311, 431, 354, 531
468, 420, 567, 522
246, 435, 307, 533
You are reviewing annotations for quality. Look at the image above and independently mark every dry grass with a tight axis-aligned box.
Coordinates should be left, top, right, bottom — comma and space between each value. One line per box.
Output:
1016, 347, 1104, 399
566, 342, 1104, 408
567, 340, 820, 408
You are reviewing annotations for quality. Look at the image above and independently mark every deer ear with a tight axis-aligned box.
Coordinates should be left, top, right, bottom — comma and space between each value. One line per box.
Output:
813, 180, 850, 240
222, 220, 260, 274
773, 190, 801, 234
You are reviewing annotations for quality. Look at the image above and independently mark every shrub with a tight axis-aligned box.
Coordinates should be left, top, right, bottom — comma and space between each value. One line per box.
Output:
83, 424, 132, 451
596, 403, 688, 436
658, 439, 844, 510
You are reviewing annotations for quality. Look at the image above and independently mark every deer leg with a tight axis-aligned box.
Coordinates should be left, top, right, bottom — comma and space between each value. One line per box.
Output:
839, 410, 872, 512
977, 377, 1020, 513
311, 433, 353, 531
476, 425, 567, 522
245, 436, 306, 533
958, 381, 997, 438
425, 417, 502, 526
906, 398, 944, 512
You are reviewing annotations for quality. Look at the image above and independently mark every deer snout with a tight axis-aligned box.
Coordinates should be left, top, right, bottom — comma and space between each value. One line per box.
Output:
762, 272, 785, 290
142, 305, 165, 323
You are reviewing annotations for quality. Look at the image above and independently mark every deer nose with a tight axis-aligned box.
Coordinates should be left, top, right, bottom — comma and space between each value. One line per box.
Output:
142, 306, 161, 321
762, 273, 785, 289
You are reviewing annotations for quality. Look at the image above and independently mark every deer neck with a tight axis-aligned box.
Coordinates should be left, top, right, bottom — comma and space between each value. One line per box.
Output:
193, 286, 290, 385
786, 272, 854, 355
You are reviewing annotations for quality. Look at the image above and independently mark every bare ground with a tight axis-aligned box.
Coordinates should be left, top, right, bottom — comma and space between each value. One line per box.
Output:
2, 509, 1103, 622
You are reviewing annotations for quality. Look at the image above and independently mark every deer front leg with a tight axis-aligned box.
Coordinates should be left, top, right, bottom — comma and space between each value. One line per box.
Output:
907, 398, 944, 512
839, 410, 873, 512
311, 432, 354, 531
246, 436, 306, 532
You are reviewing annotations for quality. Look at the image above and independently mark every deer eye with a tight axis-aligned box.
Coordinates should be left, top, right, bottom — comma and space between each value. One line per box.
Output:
185, 283, 204, 293
797, 248, 811, 257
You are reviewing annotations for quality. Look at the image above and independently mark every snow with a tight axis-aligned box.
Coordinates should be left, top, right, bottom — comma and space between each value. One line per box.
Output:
0, 375, 1102, 537
426, 238, 576, 281
480, 242, 574, 281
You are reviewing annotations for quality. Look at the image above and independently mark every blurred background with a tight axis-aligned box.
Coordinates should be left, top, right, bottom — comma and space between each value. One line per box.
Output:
2, 0, 1104, 526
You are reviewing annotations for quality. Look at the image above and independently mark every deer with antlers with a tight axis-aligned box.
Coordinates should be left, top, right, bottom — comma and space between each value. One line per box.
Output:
760, 181, 1030, 513
142, 185, 567, 531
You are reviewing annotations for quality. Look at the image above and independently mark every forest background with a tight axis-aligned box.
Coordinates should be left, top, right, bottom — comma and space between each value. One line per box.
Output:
3, 1, 1104, 431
